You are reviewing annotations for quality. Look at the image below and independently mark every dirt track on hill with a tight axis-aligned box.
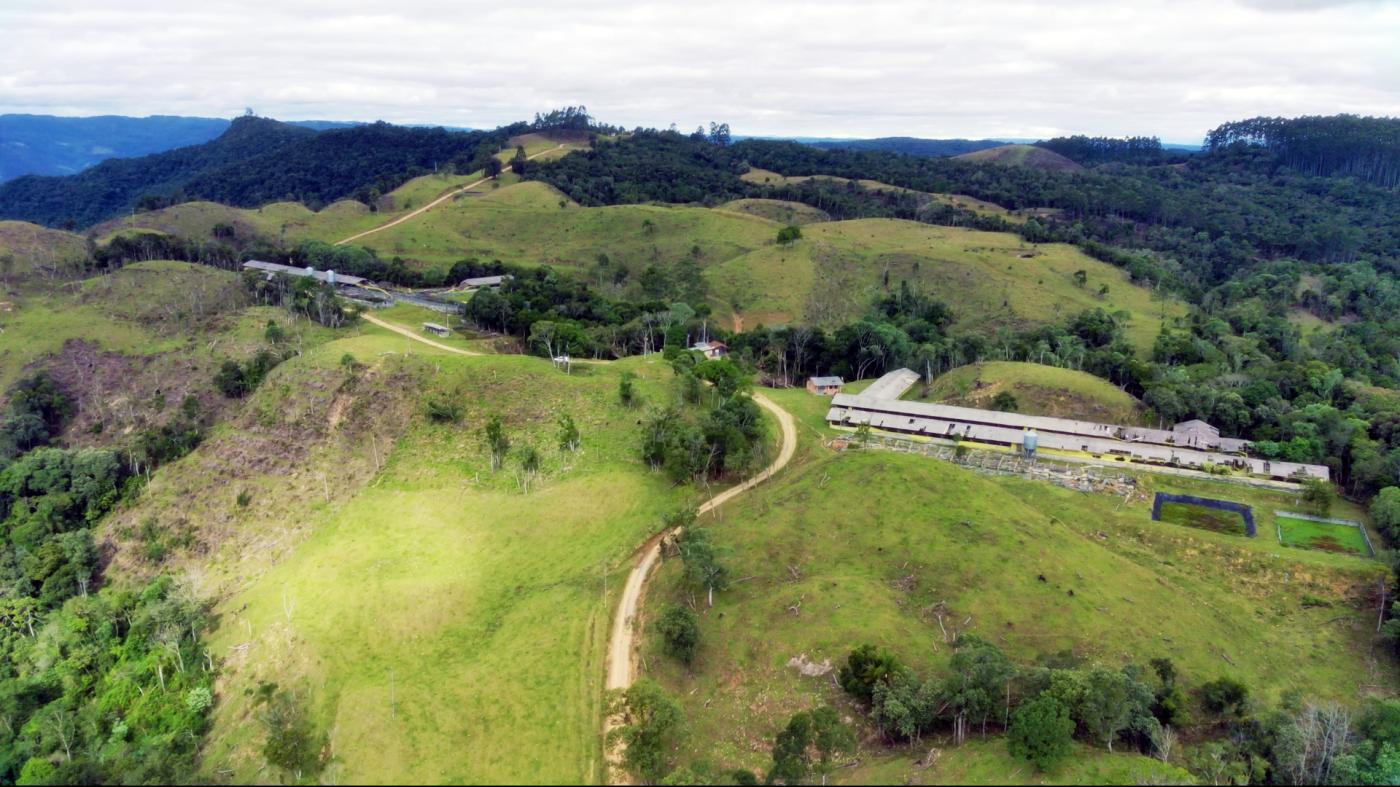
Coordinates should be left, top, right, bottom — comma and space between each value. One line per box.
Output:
357, 311, 798, 784
360, 312, 481, 356
334, 144, 564, 246
602, 392, 798, 783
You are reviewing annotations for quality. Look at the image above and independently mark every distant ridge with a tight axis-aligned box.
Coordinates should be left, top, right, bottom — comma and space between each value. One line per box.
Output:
0, 114, 369, 182
0, 116, 495, 228
953, 143, 1084, 172
809, 136, 1007, 157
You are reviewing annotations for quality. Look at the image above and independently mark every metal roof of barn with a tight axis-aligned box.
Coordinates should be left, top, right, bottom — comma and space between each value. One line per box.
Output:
243, 260, 367, 287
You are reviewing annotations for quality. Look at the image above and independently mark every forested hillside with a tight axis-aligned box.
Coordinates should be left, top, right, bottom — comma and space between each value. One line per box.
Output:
1206, 115, 1400, 187
810, 136, 1006, 157
0, 117, 502, 227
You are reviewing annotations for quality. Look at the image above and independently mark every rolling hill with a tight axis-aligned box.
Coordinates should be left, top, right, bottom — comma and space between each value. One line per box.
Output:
907, 361, 1147, 425
810, 136, 1009, 157
954, 143, 1085, 172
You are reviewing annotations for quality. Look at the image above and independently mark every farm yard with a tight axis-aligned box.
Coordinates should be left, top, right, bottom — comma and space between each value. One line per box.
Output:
1276, 512, 1374, 556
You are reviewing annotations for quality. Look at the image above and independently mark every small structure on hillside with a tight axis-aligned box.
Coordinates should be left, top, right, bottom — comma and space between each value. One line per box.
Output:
692, 340, 728, 360
458, 275, 508, 289
422, 322, 450, 338
552, 354, 571, 374
807, 376, 845, 396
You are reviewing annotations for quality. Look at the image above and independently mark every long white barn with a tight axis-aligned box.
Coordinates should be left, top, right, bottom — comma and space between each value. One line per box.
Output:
827, 369, 1329, 483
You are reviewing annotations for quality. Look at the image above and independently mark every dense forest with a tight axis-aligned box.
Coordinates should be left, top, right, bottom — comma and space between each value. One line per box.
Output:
0, 116, 505, 227
1206, 115, 1400, 188
1034, 134, 1178, 165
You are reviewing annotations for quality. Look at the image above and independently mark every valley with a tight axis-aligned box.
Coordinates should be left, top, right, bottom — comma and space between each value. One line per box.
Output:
3, 106, 1400, 787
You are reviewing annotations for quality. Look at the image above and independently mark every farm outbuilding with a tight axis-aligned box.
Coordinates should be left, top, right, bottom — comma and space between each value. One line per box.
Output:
829, 368, 1329, 483
422, 322, 450, 337
242, 260, 367, 288
807, 376, 845, 395
459, 275, 508, 289
692, 340, 728, 359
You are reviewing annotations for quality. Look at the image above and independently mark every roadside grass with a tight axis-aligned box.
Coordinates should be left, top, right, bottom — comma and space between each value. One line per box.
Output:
1157, 500, 1249, 536
907, 361, 1146, 424
196, 334, 708, 783
843, 739, 1192, 785
1277, 515, 1372, 556
639, 448, 1392, 782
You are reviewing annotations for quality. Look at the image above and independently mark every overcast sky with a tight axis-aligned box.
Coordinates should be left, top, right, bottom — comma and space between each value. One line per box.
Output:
2, 0, 1398, 143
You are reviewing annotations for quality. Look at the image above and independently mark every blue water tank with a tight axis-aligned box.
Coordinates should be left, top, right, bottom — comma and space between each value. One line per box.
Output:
1023, 429, 1038, 456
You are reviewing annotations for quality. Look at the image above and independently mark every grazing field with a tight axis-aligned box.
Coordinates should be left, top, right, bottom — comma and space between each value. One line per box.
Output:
0, 220, 89, 279
640, 443, 1390, 782
1277, 513, 1373, 556
0, 260, 279, 389
719, 198, 832, 225
1157, 499, 1251, 535
710, 218, 1185, 352
178, 330, 717, 784
908, 361, 1146, 424
342, 182, 776, 269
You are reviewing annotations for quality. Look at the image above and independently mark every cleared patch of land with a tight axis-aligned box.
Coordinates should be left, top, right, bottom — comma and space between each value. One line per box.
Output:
907, 361, 1146, 424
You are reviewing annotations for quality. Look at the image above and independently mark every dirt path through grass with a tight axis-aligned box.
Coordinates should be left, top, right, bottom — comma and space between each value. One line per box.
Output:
603, 391, 797, 783
360, 312, 482, 355
358, 309, 798, 783
334, 144, 564, 246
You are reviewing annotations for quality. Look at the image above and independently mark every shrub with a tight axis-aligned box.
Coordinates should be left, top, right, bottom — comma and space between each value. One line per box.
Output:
426, 399, 463, 423
656, 603, 701, 665
1201, 677, 1250, 717
838, 644, 902, 703
1008, 694, 1074, 771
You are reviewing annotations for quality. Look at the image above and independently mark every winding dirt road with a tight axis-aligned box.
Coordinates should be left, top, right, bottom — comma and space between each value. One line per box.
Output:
603, 392, 798, 782
356, 311, 799, 786
334, 144, 565, 246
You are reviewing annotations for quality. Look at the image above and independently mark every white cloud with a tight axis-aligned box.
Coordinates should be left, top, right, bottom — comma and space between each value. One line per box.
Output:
0, 0, 1397, 142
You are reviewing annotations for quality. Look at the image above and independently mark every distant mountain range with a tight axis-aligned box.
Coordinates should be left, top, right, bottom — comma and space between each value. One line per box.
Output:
742, 135, 1200, 158
0, 116, 497, 227
0, 114, 367, 182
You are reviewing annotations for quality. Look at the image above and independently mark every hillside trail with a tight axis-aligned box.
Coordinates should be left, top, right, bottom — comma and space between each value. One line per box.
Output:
360, 311, 799, 785
334, 144, 565, 246
360, 312, 481, 356
602, 391, 798, 784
